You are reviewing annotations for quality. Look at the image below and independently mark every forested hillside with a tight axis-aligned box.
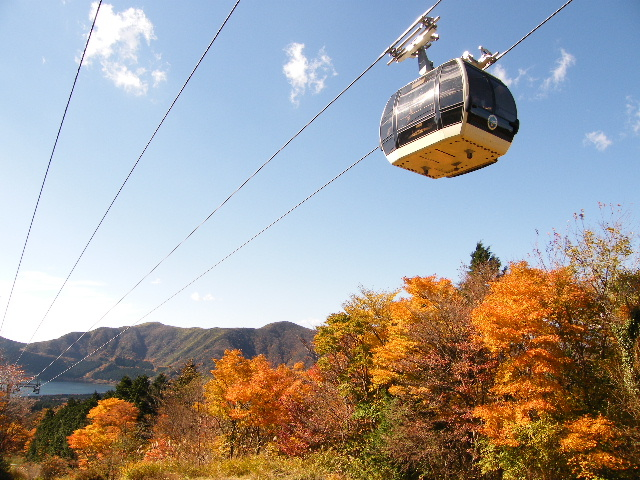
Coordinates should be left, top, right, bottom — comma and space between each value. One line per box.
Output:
0, 321, 314, 382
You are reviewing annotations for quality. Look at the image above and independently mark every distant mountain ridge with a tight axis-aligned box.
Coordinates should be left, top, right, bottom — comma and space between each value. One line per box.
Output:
0, 322, 316, 383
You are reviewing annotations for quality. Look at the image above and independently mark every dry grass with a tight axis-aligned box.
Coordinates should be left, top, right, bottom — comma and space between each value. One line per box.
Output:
118, 455, 341, 480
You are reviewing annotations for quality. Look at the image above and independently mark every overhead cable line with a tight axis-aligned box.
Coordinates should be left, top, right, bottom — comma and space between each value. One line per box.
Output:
0, 1, 104, 339
15, 0, 242, 364
39, 146, 379, 385
495, 0, 575, 63
27, 0, 568, 373
32, 1, 446, 375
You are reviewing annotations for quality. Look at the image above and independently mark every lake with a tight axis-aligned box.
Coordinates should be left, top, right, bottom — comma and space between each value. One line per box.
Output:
22, 381, 115, 396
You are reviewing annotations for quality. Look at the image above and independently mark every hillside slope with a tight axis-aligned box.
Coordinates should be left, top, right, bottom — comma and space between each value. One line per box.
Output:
0, 321, 316, 382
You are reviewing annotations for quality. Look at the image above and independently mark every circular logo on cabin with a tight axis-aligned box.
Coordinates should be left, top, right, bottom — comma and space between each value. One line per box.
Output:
487, 114, 498, 130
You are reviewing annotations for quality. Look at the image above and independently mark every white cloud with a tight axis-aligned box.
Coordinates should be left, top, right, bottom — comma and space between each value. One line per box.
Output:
152, 69, 167, 87
103, 62, 148, 95
82, 2, 167, 95
283, 43, 337, 106
190, 292, 215, 302
491, 65, 532, 88
540, 49, 575, 95
584, 131, 612, 151
151, 278, 162, 285
625, 96, 640, 135
491, 64, 512, 86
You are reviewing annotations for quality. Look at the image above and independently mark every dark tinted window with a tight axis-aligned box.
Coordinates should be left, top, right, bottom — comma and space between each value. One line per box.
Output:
382, 135, 396, 154
438, 60, 464, 110
441, 106, 463, 127
491, 78, 517, 122
466, 65, 494, 112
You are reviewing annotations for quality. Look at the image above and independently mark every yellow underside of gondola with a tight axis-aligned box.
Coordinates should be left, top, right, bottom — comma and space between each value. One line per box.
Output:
387, 122, 512, 179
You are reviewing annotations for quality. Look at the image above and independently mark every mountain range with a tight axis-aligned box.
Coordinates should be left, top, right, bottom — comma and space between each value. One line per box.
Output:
0, 321, 316, 383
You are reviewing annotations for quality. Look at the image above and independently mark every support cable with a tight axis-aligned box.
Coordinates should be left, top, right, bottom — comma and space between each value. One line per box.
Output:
33, 16, 404, 375
22, 0, 570, 373
15, 0, 242, 364
0, 1, 104, 338
39, 146, 379, 385
495, 0, 575, 63
48, 0, 574, 380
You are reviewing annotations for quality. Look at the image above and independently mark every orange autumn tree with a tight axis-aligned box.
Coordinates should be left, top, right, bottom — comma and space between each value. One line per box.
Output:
560, 414, 627, 479
276, 364, 358, 455
203, 349, 309, 458
0, 359, 33, 458
68, 398, 139, 476
471, 262, 627, 479
371, 275, 496, 478
372, 276, 472, 393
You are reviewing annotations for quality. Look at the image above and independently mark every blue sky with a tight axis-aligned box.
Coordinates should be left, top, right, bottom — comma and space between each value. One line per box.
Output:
0, 0, 639, 347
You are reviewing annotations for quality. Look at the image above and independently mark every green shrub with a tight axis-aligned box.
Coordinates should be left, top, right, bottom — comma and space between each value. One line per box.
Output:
308, 449, 400, 480
0, 458, 12, 480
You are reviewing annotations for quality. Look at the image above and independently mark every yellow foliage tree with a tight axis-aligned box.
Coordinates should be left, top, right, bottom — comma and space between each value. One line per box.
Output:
560, 415, 627, 479
472, 262, 628, 478
203, 350, 309, 458
67, 398, 139, 476
314, 288, 397, 402
554, 209, 640, 415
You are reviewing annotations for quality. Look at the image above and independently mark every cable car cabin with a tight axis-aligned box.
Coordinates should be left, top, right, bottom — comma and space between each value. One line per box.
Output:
380, 58, 519, 179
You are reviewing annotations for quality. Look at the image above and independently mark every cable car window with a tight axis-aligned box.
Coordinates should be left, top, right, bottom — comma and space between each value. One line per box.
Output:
395, 83, 420, 130
382, 135, 396, 155
439, 85, 463, 109
439, 60, 461, 87
440, 108, 462, 127
410, 78, 436, 123
439, 60, 459, 79
380, 95, 396, 150
491, 78, 517, 123
466, 66, 494, 112
438, 61, 464, 110
396, 76, 436, 130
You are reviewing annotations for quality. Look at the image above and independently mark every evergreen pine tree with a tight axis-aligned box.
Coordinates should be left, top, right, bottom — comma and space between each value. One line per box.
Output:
469, 241, 502, 275
27, 394, 99, 460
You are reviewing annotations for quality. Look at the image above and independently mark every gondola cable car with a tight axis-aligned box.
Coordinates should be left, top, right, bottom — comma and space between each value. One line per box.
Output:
380, 13, 519, 179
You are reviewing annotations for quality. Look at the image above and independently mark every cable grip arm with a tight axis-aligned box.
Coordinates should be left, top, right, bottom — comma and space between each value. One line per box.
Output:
387, 15, 440, 65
